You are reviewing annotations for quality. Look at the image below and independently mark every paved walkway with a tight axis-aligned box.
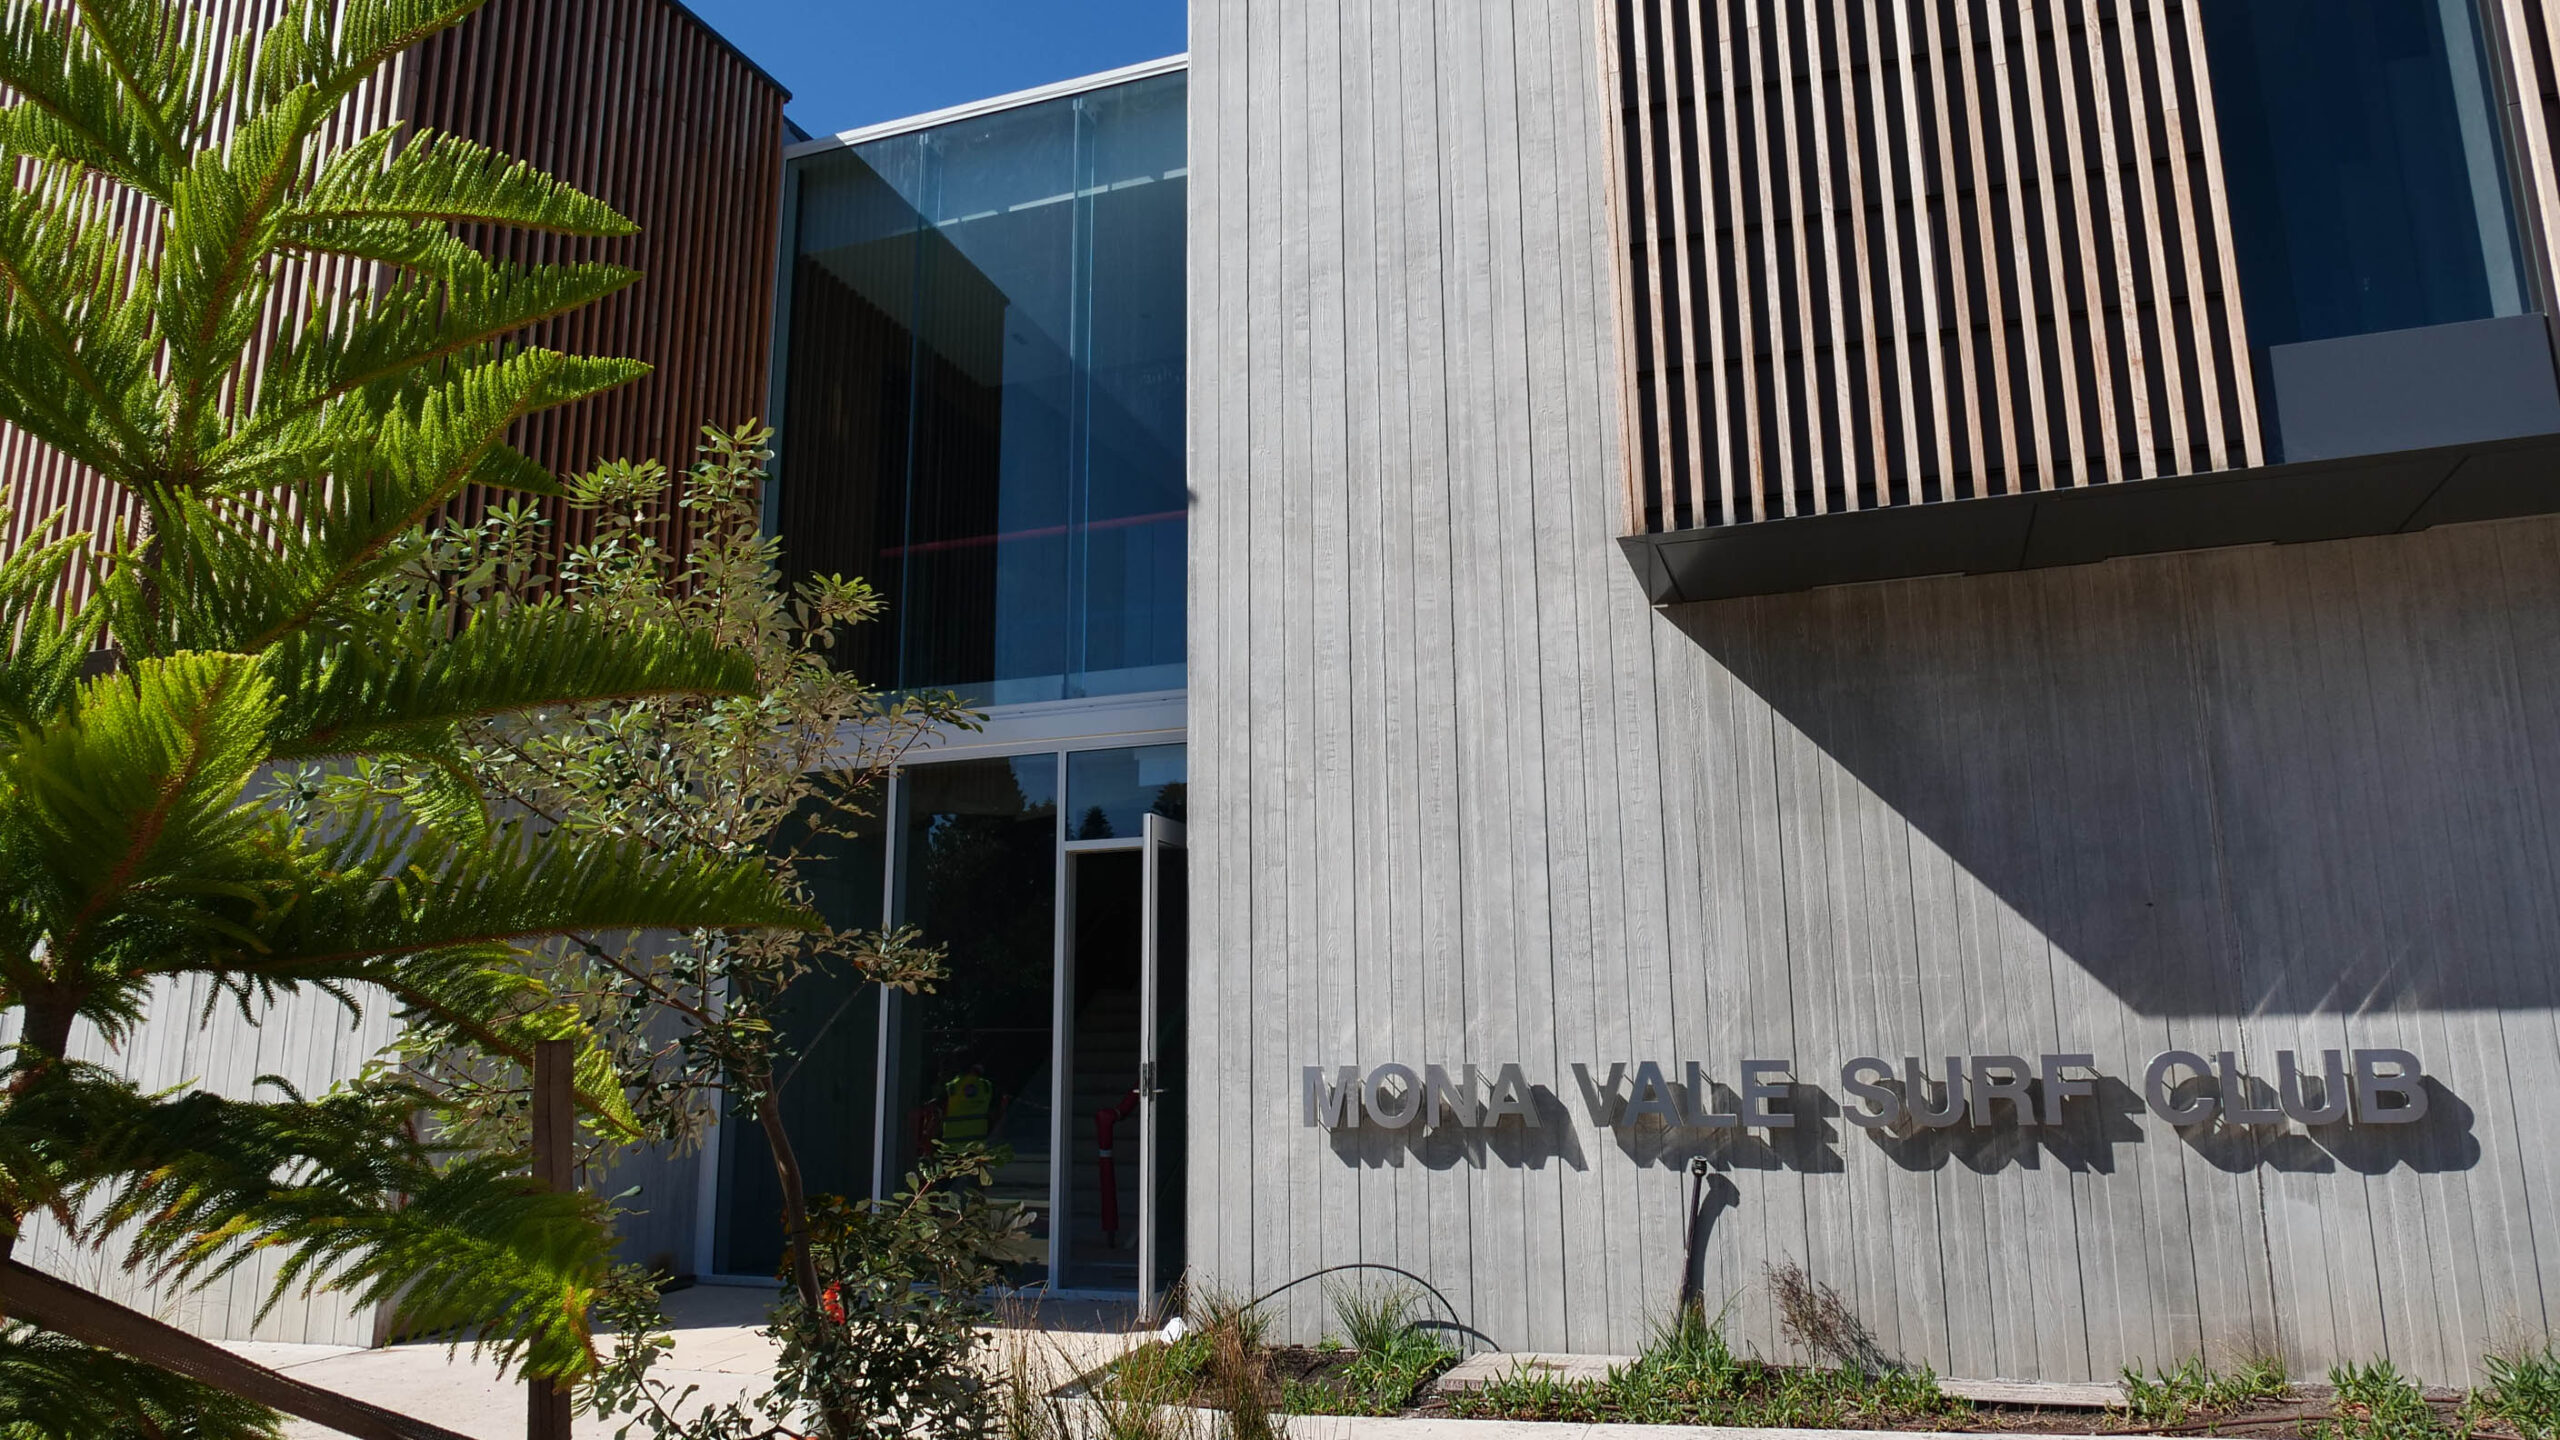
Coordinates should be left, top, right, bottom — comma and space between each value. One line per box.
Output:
225, 1285, 1151, 1439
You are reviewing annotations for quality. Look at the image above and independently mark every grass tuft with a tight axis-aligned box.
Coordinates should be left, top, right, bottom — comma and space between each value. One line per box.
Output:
1280, 1283, 1457, 1415
2481, 1349, 2560, 1440
2314, 1359, 2447, 1440
1086, 1338, 1198, 1440
2121, 1353, 2294, 1426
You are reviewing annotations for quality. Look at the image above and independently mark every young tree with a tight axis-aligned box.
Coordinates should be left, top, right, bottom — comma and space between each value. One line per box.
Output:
362, 426, 1032, 1439
0, 0, 814, 1430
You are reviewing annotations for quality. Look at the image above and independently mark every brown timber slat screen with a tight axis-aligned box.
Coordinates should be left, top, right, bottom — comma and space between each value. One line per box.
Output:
2498, 0, 2560, 314
0, 0, 787, 594
1596, 0, 2267, 534
397, 0, 787, 569
0, 0, 414, 581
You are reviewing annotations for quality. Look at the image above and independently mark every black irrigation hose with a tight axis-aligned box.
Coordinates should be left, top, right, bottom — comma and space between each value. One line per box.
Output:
1240, 1262, 1493, 1351
1232, 1168, 1719, 1357
1679, 1157, 1710, 1315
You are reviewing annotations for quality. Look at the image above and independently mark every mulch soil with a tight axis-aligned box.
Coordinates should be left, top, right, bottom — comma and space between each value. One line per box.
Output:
1403, 1377, 2505, 1436
1167, 1345, 2532, 1438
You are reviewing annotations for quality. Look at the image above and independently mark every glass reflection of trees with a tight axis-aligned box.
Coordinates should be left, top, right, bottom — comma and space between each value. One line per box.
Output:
892, 757, 1058, 1273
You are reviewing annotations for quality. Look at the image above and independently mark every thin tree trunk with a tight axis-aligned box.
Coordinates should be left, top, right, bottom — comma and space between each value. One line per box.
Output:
18, 1002, 74, 1071
1, 1001, 81, 1273
754, 1081, 859, 1439
753, 1084, 824, 1314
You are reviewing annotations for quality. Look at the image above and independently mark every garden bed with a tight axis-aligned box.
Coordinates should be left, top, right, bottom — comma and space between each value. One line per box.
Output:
1086, 1283, 2559, 1440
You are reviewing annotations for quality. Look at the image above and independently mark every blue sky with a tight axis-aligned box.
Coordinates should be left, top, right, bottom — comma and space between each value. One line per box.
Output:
681, 1, 1189, 139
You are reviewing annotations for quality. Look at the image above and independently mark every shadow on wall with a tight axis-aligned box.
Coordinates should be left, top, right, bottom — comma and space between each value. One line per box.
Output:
1323, 1076, 2481, 1176
1654, 519, 2560, 1019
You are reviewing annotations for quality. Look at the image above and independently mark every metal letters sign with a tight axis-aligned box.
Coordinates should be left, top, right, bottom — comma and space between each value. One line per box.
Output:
1301, 1050, 2429, 1132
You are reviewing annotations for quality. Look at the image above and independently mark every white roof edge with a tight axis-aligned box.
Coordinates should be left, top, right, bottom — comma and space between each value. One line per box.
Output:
784, 53, 1189, 160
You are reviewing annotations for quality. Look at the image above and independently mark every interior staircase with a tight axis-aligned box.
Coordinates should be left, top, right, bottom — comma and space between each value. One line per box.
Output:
1065, 986, 1143, 1290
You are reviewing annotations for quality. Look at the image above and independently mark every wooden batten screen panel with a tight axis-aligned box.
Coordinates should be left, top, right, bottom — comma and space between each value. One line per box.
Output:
408, 0, 788, 566
1600, 0, 2265, 534
2494, 0, 2560, 310
0, 0, 787, 591
0, 0, 413, 587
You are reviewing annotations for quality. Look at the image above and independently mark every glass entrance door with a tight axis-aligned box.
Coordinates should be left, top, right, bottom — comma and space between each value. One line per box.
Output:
1057, 812, 1183, 1299
715, 742, 1182, 1292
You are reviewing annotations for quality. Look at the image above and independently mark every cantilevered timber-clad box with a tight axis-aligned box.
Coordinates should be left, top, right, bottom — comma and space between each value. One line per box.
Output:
1602, 0, 2560, 603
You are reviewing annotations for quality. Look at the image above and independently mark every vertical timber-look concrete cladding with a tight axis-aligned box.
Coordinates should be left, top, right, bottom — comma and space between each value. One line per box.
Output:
1189, 0, 2560, 1383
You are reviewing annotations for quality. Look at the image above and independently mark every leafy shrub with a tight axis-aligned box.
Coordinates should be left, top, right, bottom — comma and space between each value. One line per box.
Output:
591, 1144, 1034, 1440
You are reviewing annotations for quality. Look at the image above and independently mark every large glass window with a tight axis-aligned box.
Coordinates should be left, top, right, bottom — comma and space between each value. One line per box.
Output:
1065, 743, 1187, 840
2202, 0, 2533, 347
777, 71, 1186, 706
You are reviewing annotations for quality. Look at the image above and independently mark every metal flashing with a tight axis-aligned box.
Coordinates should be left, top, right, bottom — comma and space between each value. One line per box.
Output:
654, 0, 792, 99
1622, 431, 2560, 604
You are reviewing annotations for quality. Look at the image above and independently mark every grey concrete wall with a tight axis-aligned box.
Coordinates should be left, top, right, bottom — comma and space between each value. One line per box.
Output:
1186, 0, 2560, 1384
2, 985, 400, 1346
0, 960, 703, 1342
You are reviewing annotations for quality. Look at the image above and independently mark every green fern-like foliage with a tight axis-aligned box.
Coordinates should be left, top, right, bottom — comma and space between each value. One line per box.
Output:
0, 0, 816, 1413
0, 1322, 281, 1439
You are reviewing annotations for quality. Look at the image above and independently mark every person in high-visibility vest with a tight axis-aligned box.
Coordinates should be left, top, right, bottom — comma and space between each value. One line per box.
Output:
942, 1060, 996, 1142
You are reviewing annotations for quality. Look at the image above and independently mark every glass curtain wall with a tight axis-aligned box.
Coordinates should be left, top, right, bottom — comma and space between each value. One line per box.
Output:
2202, 0, 2534, 347
776, 71, 1187, 706
710, 743, 1184, 1288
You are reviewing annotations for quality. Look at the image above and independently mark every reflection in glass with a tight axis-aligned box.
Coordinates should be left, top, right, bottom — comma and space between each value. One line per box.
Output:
1065, 743, 1186, 842
2202, 0, 2531, 347
716, 804, 884, 1276
887, 757, 1060, 1281
1063, 849, 1142, 1290
778, 71, 1186, 706
1150, 843, 1186, 1294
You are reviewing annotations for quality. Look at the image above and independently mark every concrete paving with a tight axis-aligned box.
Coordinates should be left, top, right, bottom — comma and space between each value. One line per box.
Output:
224, 1282, 1154, 1439
223, 1297, 2121, 1440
